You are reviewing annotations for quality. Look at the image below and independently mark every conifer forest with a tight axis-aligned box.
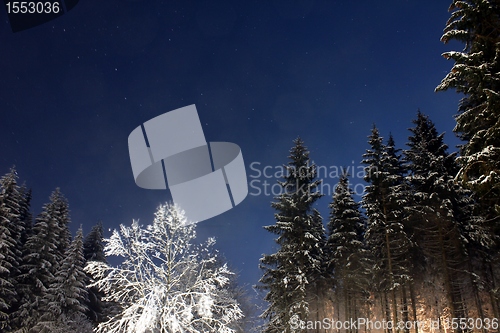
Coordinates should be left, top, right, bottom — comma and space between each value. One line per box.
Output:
0, 1, 499, 332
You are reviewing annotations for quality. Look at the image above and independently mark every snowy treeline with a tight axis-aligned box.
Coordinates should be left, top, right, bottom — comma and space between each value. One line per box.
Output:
0, 175, 95, 332
0, 171, 251, 332
259, 1, 500, 331
258, 112, 499, 333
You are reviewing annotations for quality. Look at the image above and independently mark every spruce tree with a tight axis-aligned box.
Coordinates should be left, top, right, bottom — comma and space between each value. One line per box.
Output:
15, 188, 71, 330
404, 111, 490, 324
17, 185, 32, 247
258, 137, 325, 333
0, 168, 22, 331
8, 184, 33, 332
436, 0, 500, 219
52, 189, 71, 261
362, 126, 413, 330
327, 172, 367, 328
83, 222, 106, 263
83, 222, 107, 325
436, 1, 500, 320
33, 228, 89, 332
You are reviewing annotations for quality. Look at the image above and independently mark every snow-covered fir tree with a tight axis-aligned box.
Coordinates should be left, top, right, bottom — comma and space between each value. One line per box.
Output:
0, 168, 23, 331
258, 137, 326, 333
82, 221, 109, 326
83, 221, 106, 263
362, 126, 414, 329
9, 184, 33, 332
32, 227, 91, 333
327, 171, 368, 327
436, 0, 500, 220
13, 188, 72, 331
16, 185, 32, 253
53, 191, 71, 262
436, 1, 500, 320
85, 202, 243, 333
404, 111, 494, 323
385, 133, 421, 328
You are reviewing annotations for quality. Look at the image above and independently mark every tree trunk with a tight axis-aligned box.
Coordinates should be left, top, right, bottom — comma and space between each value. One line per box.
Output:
384, 291, 393, 333
409, 282, 418, 333
437, 217, 460, 333
383, 205, 398, 333
487, 260, 499, 319
345, 285, 350, 333
401, 285, 409, 333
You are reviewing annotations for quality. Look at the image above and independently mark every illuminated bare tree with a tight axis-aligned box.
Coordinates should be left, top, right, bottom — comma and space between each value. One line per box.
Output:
85, 203, 243, 333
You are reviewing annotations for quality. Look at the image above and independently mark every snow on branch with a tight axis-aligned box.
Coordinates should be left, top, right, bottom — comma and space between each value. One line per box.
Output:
85, 202, 243, 333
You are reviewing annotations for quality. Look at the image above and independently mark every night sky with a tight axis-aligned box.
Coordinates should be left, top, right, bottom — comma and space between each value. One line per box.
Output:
1, 0, 464, 304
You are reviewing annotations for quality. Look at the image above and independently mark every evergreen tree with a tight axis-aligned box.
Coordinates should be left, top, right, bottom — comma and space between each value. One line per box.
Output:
0, 168, 22, 331
33, 228, 90, 333
83, 221, 106, 263
436, 1, 500, 320
327, 172, 367, 329
385, 134, 421, 330
52, 189, 71, 261
362, 126, 413, 330
9, 183, 33, 332
83, 222, 107, 325
436, 0, 500, 219
404, 111, 492, 325
15, 188, 71, 331
17, 185, 33, 247
258, 137, 325, 333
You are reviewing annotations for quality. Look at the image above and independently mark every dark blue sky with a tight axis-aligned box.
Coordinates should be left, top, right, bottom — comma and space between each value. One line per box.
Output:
1, 0, 463, 303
